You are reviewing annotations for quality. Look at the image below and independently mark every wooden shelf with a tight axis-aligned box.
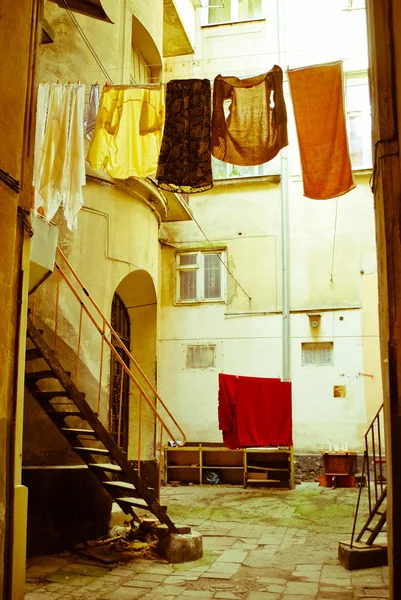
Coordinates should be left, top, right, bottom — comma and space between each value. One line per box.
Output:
167, 465, 199, 469
203, 466, 243, 470
163, 443, 294, 489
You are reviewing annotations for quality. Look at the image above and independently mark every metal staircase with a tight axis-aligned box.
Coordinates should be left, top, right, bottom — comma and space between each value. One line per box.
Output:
25, 246, 187, 534
350, 404, 387, 548
26, 316, 178, 531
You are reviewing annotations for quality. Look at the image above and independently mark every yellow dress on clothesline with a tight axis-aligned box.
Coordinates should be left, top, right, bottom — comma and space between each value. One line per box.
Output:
86, 85, 165, 180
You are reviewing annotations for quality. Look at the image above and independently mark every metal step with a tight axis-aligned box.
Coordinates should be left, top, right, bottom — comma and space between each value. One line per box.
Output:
103, 480, 155, 494
26, 370, 57, 382
45, 410, 83, 418
61, 428, 96, 437
33, 391, 74, 400
89, 463, 122, 473
116, 497, 165, 512
72, 447, 110, 456
26, 348, 42, 361
103, 481, 137, 492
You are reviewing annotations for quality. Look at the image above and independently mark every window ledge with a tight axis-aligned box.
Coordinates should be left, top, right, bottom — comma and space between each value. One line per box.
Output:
213, 174, 281, 186
175, 299, 226, 306
201, 18, 266, 28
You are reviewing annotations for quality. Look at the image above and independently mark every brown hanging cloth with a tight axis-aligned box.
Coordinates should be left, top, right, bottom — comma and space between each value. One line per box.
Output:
211, 65, 288, 166
287, 61, 355, 200
156, 78, 213, 194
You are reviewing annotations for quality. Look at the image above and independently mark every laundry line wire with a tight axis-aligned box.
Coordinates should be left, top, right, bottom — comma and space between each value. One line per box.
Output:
188, 210, 252, 302
60, 0, 114, 84
78, 79, 369, 97
81, 50, 352, 72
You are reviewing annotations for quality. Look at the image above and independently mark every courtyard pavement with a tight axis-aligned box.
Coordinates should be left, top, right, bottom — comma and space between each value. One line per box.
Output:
25, 482, 389, 599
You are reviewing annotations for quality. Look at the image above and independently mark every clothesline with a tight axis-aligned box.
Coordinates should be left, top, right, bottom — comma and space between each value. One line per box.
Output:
34, 62, 358, 235
82, 52, 351, 72
76, 79, 368, 98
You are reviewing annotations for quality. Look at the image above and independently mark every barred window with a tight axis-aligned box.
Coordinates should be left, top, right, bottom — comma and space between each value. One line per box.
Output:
302, 342, 334, 366
186, 345, 216, 369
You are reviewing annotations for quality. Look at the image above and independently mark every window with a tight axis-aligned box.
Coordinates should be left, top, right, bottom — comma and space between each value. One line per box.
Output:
212, 156, 280, 180
131, 45, 150, 84
302, 342, 334, 366
207, 0, 263, 25
345, 75, 372, 169
186, 344, 216, 368
176, 251, 226, 303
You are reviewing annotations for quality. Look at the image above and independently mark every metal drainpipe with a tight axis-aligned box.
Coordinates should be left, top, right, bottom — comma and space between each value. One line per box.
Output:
277, 0, 291, 381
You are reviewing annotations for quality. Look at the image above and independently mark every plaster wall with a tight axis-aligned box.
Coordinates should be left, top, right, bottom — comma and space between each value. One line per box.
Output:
40, 0, 163, 85
0, 1, 39, 597
24, 179, 162, 465
159, 176, 380, 452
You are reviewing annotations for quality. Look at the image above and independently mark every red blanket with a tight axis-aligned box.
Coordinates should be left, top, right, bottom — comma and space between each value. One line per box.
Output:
218, 373, 293, 448
218, 373, 239, 450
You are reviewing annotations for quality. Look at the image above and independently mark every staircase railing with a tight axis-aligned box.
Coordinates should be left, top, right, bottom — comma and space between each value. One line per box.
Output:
30, 246, 186, 482
350, 403, 386, 547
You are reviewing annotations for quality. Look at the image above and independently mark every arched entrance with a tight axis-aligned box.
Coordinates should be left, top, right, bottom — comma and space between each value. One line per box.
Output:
113, 269, 157, 461
110, 293, 131, 452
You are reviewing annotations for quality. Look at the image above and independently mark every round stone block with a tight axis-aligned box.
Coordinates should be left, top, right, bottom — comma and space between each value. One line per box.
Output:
156, 529, 203, 564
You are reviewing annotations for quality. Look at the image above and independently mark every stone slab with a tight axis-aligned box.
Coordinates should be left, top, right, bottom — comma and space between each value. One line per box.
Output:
338, 542, 388, 571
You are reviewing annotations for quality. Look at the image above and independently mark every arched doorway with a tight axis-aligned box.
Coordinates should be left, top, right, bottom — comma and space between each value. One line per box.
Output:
110, 293, 131, 453
114, 269, 157, 461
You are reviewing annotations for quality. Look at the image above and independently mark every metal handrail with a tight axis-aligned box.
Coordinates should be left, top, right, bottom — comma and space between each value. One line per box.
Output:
364, 403, 385, 510
55, 249, 186, 444
350, 403, 386, 546
31, 245, 186, 467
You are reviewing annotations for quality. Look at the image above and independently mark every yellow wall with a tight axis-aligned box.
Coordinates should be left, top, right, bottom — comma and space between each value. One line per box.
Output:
159, 174, 381, 452
0, 0, 40, 597
27, 178, 163, 463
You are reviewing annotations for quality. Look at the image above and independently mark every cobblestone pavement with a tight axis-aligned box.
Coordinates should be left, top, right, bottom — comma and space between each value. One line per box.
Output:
25, 483, 388, 599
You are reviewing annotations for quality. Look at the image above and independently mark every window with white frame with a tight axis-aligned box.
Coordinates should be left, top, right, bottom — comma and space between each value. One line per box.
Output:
176, 251, 226, 303
186, 344, 216, 369
212, 155, 280, 180
302, 342, 334, 367
206, 0, 263, 25
345, 74, 372, 169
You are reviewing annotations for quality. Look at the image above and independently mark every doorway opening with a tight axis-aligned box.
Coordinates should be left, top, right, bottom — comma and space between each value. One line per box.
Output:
110, 292, 131, 453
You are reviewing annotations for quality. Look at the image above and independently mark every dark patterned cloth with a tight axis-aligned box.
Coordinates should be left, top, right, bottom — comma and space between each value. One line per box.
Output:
156, 79, 213, 194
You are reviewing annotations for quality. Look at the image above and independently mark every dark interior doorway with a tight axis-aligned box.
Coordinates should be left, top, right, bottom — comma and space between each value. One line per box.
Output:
110, 292, 131, 453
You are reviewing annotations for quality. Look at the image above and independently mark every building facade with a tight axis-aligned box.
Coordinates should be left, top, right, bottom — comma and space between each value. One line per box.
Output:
159, 0, 382, 457
2, 1, 401, 599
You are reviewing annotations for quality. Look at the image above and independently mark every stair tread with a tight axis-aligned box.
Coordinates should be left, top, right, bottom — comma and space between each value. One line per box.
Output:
34, 391, 71, 399
34, 391, 86, 399
45, 410, 83, 417
103, 481, 136, 490
73, 447, 109, 455
26, 370, 56, 381
26, 349, 42, 361
89, 463, 122, 472
26, 370, 72, 382
61, 428, 96, 435
116, 497, 166, 510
